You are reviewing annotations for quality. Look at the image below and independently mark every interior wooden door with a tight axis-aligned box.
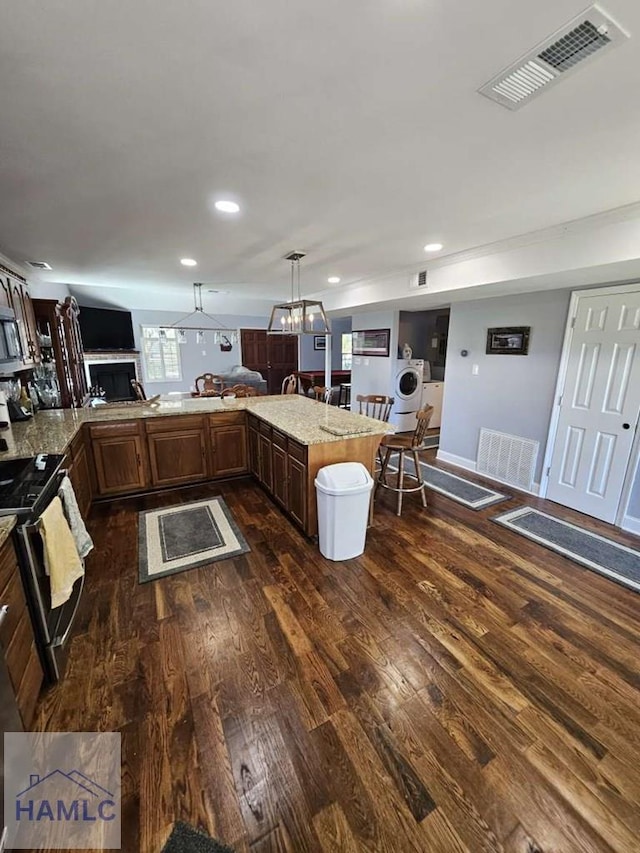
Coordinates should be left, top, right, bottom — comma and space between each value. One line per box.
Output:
241, 329, 298, 394
546, 286, 640, 522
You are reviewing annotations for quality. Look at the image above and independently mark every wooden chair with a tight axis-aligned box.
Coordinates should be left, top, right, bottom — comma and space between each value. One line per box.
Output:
356, 394, 394, 422
357, 394, 394, 466
222, 384, 258, 398
130, 379, 146, 401
376, 406, 434, 516
313, 385, 333, 404
195, 373, 223, 396
281, 374, 298, 394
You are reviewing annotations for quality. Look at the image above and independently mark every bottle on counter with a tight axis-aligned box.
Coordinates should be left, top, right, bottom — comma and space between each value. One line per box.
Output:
19, 384, 33, 415
28, 383, 40, 413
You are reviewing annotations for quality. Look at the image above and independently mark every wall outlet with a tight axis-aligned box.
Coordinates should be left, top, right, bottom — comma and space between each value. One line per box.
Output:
472, 364, 479, 375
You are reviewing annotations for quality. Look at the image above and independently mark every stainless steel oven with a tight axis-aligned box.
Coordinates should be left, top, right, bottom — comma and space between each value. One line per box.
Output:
0, 454, 84, 682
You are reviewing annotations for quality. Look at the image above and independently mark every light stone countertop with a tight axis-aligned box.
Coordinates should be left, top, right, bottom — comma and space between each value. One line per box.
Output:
0, 395, 393, 460
0, 515, 17, 548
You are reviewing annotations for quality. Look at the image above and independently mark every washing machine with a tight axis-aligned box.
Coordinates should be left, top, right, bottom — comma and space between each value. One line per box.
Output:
422, 381, 444, 429
390, 359, 424, 431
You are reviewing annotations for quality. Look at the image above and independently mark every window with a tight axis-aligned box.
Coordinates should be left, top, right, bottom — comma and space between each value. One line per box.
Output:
341, 333, 352, 370
141, 327, 182, 382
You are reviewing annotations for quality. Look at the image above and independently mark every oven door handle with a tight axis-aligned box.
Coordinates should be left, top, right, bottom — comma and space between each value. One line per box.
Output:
52, 573, 85, 648
21, 468, 70, 533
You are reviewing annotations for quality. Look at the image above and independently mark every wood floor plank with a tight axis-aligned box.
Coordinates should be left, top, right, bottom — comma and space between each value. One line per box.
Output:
28, 476, 640, 853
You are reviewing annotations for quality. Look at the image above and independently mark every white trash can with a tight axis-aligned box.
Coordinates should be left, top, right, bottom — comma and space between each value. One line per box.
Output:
315, 462, 374, 561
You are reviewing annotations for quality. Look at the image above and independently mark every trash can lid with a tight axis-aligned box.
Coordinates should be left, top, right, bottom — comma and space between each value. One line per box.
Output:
315, 462, 373, 495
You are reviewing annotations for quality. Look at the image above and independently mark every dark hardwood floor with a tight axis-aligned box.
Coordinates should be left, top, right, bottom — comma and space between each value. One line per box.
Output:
33, 457, 640, 852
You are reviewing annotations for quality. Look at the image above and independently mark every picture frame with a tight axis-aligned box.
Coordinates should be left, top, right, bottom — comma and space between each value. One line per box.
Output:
352, 328, 390, 357
313, 335, 327, 351
486, 326, 531, 355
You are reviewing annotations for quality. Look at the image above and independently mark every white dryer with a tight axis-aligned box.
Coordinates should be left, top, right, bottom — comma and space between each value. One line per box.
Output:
390, 359, 424, 431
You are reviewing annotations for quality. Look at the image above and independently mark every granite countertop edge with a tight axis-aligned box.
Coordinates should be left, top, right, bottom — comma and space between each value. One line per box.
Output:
0, 395, 393, 459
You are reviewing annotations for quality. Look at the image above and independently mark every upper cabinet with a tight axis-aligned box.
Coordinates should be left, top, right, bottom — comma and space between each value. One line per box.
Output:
0, 266, 41, 368
33, 297, 87, 407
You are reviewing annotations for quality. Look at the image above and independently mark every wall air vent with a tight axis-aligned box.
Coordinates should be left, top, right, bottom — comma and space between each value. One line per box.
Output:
26, 261, 52, 270
479, 5, 629, 110
417, 270, 428, 287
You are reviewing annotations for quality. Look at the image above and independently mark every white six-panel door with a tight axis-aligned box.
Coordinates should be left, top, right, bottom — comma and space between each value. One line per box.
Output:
546, 287, 640, 523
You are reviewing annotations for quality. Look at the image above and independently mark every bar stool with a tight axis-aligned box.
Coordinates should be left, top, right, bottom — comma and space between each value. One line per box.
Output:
338, 382, 351, 409
356, 394, 394, 467
376, 406, 434, 516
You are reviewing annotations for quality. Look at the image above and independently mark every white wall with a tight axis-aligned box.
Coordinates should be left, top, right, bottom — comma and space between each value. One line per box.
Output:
350, 310, 399, 402
440, 289, 571, 483
131, 309, 269, 395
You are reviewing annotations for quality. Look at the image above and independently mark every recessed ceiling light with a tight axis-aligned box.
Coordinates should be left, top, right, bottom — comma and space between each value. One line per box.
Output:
424, 242, 443, 253
180, 258, 197, 267
214, 200, 240, 213
26, 261, 52, 270
327, 276, 341, 284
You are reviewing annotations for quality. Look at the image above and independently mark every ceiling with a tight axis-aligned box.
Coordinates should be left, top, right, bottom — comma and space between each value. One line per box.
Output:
1, 0, 640, 310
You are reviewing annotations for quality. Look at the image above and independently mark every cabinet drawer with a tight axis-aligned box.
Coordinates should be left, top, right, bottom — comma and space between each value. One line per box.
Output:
146, 415, 205, 434
288, 438, 307, 463
90, 420, 140, 439
208, 411, 245, 427
272, 428, 288, 450
0, 574, 27, 651
259, 420, 272, 438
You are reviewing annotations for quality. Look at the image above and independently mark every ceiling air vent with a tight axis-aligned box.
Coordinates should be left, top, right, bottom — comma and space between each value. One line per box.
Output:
479, 4, 629, 110
26, 261, 52, 270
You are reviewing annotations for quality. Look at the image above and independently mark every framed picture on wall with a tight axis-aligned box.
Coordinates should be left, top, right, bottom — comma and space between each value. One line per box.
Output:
486, 326, 531, 355
313, 335, 327, 351
352, 328, 390, 357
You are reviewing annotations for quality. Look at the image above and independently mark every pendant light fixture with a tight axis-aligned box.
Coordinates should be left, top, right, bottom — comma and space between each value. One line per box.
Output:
159, 283, 239, 348
267, 251, 331, 335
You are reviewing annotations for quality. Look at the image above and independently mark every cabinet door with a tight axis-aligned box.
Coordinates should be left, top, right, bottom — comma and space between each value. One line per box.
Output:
10, 280, 30, 365
258, 433, 273, 491
271, 444, 288, 508
148, 429, 208, 487
93, 434, 147, 495
248, 425, 260, 477
20, 284, 40, 364
0, 276, 12, 310
69, 441, 93, 519
210, 424, 247, 477
287, 456, 307, 528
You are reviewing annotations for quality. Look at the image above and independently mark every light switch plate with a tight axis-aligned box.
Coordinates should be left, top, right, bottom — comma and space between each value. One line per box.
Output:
472, 364, 479, 375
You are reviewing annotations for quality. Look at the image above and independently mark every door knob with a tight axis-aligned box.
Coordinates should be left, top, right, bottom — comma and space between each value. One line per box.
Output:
622, 423, 630, 430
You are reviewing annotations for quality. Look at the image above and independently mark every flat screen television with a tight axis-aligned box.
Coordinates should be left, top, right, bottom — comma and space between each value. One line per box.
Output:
79, 306, 135, 351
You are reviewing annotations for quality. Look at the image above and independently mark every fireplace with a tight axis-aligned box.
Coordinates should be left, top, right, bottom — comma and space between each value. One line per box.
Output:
88, 361, 137, 401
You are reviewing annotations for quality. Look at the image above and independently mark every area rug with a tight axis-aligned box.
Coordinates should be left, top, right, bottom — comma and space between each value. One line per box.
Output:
422, 430, 440, 450
138, 497, 250, 583
387, 459, 510, 509
493, 506, 640, 593
161, 822, 235, 853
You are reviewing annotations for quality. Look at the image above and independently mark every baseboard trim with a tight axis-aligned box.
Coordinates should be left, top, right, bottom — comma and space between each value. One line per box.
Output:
621, 515, 640, 536
436, 450, 541, 496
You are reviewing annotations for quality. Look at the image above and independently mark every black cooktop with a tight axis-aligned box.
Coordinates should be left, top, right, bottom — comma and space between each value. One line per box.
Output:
0, 454, 65, 514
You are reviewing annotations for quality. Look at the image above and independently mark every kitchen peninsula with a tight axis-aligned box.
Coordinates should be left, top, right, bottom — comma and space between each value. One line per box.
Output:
0, 396, 391, 537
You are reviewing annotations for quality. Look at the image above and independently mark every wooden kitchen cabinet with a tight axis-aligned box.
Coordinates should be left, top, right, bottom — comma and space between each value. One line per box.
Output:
33, 297, 87, 408
258, 429, 273, 491
90, 421, 148, 496
271, 441, 288, 509
209, 412, 247, 477
146, 416, 209, 487
67, 431, 93, 519
0, 536, 43, 728
287, 453, 307, 529
248, 415, 260, 478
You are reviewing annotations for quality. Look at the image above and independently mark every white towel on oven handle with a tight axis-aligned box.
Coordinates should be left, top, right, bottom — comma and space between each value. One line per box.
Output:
58, 475, 94, 560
